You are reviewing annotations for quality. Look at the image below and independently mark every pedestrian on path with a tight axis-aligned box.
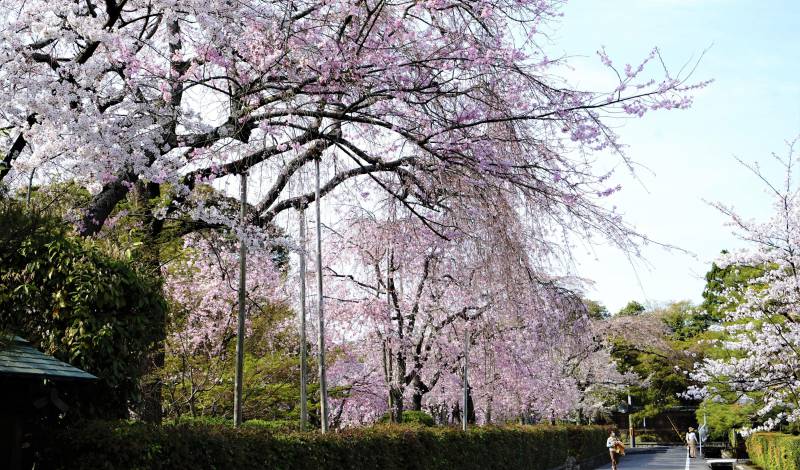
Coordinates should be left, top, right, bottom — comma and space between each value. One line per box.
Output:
686, 427, 698, 458
607, 429, 625, 470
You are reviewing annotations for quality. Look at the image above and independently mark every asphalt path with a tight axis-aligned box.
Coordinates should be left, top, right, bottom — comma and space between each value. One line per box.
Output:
592, 446, 709, 470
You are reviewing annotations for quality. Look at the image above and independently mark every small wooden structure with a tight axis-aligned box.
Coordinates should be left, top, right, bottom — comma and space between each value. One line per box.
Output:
0, 335, 96, 469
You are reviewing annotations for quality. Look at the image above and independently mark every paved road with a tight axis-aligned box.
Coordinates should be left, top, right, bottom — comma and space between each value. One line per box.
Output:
592, 446, 709, 470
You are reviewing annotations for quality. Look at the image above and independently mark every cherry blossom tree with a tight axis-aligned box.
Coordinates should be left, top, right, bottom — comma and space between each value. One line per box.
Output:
165, 234, 286, 354
0, 0, 707, 423
689, 140, 800, 432
162, 233, 291, 418
317, 193, 620, 425
0, 0, 705, 244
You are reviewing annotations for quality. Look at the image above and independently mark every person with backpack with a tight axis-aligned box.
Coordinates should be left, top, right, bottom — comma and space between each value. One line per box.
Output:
607, 429, 625, 469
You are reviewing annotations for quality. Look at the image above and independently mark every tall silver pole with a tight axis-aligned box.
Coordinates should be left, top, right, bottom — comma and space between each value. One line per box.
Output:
387, 248, 395, 423
315, 158, 329, 433
628, 393, 635, 448
463, 327, 469, 432
233, 172, 248, 427
299, 206, 309, 431
387, 200, 395, 422
26, 168, 35, 208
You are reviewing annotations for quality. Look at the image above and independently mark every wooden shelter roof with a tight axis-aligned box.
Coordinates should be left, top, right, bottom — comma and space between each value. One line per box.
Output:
0, 336, 96, 381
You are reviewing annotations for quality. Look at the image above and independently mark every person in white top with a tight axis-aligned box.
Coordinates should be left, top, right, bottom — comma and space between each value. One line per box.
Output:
606, 429, 622, 470
686, 427, 698, 458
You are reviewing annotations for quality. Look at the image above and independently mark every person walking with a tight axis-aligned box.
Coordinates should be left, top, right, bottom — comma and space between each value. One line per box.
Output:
607, 429, 624, 470
686, 427, 698, 458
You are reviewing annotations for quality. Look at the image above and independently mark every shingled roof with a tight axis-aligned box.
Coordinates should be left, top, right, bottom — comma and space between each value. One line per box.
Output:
0, 336, 97, 381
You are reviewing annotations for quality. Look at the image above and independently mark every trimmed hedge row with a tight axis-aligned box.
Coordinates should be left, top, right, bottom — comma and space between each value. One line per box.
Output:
36, 421, 608, 470
377, 410, 437, 426
747, 433, 800, 470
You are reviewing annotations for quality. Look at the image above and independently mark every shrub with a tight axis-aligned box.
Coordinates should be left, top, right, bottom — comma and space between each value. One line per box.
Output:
166, 415, 232, 427
402, 410, 436, 426
243, 419, 300, 432
377, 410, 435, 427
0, 199, 166, 418
747, 432, 800, 470
165, 417, 301, 432
698, 399, 758, 441
36, 421, 608, 470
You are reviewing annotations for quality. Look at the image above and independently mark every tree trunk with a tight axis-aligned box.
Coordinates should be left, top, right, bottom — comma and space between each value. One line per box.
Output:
466, 385, 476, 424
411, 392, 423, 411
390, 385, 404, 422
390, 349, 406, 422
133, 181, 166, 424
451, 402, 461, 424
410, 375, 428, 411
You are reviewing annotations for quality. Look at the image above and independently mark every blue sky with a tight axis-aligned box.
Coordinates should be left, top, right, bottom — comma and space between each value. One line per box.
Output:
550, 0, 800, 312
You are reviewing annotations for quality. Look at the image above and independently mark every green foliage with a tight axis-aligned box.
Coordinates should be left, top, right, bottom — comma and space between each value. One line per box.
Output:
377, 410, 436, 427
729, 428, 739, 449
697, 400, 758, 441
16, 181, 93, 222
701, 258, 764, 324
688, 258, 768, 433
0, 198, 166, 417
584, 299, 610, 320
661, 300, 708, 341
166, 415, 232, 427
37, 421, 609, 470
243, 420, 300, 432
165, 416, 300, 432
163, 300, 317, 424
608, 304, 700, 419
636, 433, 660, 442
747, 433, 800, 470
402, 411, 436, 427
617, 301, 646, 317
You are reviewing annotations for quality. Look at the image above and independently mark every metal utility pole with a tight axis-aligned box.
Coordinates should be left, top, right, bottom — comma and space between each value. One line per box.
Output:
463, 327, 470, 432
315, 158, 329, 433
298, 206, 309, 431
26, 168, 35, 208
386, 238, 396, 423
699, 411, 708, 457
628, 393, 635, 448
233, 172, 248, 427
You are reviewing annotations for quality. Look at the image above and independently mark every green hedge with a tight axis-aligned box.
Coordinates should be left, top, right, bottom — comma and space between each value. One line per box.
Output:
36, 421, 608, 470
747, 433, 800, 470
377, 410, 436, 427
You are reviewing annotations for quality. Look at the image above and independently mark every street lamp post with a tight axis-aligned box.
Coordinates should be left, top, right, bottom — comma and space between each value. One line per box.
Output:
233, 172, 248, 427
463, 327, 470, 432
314, 158, 329, 433
298, 206, 308, 431
627, 393, 635, 448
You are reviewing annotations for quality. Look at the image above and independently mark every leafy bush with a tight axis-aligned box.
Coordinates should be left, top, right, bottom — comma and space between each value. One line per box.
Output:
698, 399, 758, 441
0, 199, 166, 418
636, 433, 660, 442
377, 410, 436, 427
243, 419, 300, 432
747, 433, 800, 470
167, 416, 301, 431
36, 421, 608, 470
166, 416, 233, 427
